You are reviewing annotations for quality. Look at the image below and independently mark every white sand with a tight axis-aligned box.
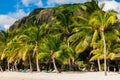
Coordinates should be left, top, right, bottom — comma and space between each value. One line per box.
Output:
0, 71, 119, 80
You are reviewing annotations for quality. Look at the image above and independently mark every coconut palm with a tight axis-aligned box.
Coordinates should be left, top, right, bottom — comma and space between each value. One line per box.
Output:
90, 27, 120, 71
67, 0, 100, 54
0, 30, 12, 71
0, 30, 6, 71
37, 35, 59, 72
53, 8, 77, 70
69, 7, 118, 73
19, 22, 48, 72
1, 31, 33, 71
85, 0, 99, 11
89, 10, 118, 75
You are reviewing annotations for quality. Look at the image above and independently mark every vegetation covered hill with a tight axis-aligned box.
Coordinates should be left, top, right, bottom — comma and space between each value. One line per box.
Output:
10, 1, 99, 30
0, 0, 120, 73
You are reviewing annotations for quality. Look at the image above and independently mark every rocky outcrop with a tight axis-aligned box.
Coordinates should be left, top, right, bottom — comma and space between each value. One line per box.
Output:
9, 1, 98, 30
9, 4, 85, 31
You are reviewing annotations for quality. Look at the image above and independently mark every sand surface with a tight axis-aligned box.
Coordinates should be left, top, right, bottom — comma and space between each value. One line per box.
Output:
0, 71, 119, 80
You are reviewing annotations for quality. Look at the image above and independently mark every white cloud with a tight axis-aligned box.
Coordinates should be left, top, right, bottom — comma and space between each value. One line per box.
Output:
47, 0, 120, 18
70, 0, 89, 3
21, 0, 43, 7
1, 0, 120, 30
99, 0, 120, 18
47, 0, 89, 6
8, 9, 28, 19
0, 9, 28, 30
35, 0, 43, 7
21, 0, 32, 6
0, 15, 16, 30
99, 0, 120, 11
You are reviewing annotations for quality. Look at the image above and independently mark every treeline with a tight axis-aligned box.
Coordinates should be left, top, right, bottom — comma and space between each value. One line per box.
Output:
0, 0, 120, 72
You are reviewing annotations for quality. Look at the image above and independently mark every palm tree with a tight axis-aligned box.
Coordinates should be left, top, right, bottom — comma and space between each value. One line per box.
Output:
0, 30, 5, 71
53, 8, 77, 70
19, 22, 46, 72
21, 22, 51, 72
89, 10, 118, 75
70, 6, 118, 73
0, 30, 12, 71
90, 37, 104, 71
45, 35, 64, 73
84, 0, 99, 13
1, 32, 33, 71
67, 0, 100, 55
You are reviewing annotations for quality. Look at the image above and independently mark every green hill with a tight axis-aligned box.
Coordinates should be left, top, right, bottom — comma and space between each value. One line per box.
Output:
10, 1, 99, 30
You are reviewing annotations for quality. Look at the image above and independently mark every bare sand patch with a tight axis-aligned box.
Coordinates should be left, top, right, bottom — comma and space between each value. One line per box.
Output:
0, 71, 119, 80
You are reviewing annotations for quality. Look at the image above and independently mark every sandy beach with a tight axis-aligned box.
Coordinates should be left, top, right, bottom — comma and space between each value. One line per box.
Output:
0, 71, 119, 80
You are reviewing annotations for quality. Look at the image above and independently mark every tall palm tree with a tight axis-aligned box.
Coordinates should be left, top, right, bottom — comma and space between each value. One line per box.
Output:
70, 7, 118, 73
89, 10, 118, 75
37, 34, 61, 73
20, 22, 46, 72
67, 0, 100, 54
46, 35, 63, 72
53, 8, 76, 70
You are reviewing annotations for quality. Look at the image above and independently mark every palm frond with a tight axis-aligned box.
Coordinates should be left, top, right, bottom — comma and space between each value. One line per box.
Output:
75, 36, 91, 54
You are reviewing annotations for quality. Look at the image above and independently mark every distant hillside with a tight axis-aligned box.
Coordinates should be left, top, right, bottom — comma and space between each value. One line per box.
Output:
10, 1, 99, 30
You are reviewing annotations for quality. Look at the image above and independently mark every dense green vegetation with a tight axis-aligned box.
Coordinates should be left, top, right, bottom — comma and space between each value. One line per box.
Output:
0, 0, 120, 72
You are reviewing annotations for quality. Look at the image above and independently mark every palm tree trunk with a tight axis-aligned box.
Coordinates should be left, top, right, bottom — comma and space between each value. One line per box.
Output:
70, 59, 74, 71
67, 40, 72, 71
90, 64, 94, 71
97, 58, 101, 71
48, 58, 52, 70
29, 55, 32, 72
36, 57, 40, 72
68, 58, 72, 71
52, 56, 59, 73
0, 65, 3, 72
14, 61, 18, 71
35, 42, 40, 72
7, 61, 10, 71
102, 31, 107, 76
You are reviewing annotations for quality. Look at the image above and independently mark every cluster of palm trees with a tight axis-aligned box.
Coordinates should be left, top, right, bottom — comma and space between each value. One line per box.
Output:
0, 0, 120, 73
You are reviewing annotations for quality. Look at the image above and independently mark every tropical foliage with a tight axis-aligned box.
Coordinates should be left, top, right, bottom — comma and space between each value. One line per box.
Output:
0, 0, 120, 72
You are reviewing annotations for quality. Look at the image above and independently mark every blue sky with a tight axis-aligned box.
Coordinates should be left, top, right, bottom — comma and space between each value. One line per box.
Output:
0, 0, 120, 30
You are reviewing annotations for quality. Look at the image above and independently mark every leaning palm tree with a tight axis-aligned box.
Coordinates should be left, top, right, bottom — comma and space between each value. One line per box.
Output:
1, 32, 32, 71
20, 23, 40, 72
0, 30, 12, 71
0, 30, 6, 71
44, 35, 63, 73
53, 8, 77, 70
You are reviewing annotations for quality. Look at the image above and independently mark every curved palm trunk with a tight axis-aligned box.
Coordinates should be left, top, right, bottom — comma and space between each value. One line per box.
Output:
52, 56, 59, 73
67, 40, 72, 71
36, 57, 40, 72
51, 50, 59, 73
35, 42, 40, 72
97, 58, 101, 71
68, 59, 72, 71
29, 55, 32, 72
102, 31, 107, 76
14, 61, 18, 71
